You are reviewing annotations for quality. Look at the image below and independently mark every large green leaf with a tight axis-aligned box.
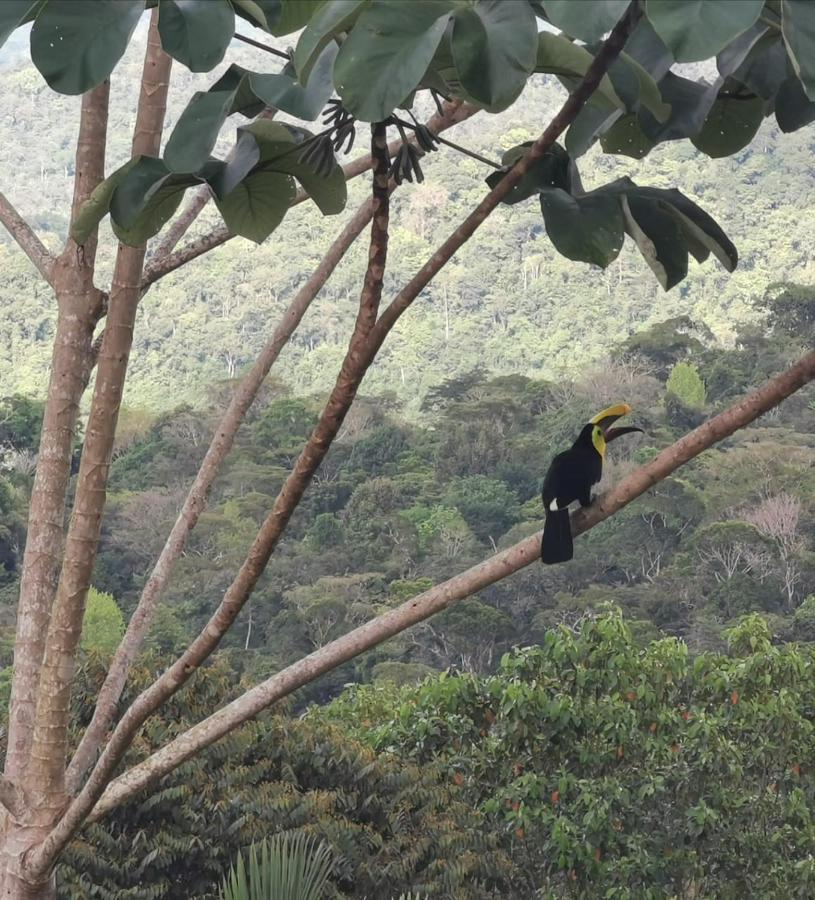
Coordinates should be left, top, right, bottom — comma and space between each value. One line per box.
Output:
271, 0, 326, 35
645, 0, 764, 63
215, 170, 296, 242
70, 158, 140, 245
599, 113, 656, 158
639, 72, 712, 143
775, 75, 815, 132
485, 142, 572, 205
450, 0, 537, 111
536, 33, 624, 110
112, 179, 189, 245
106, 156, 199, 245
539, 188, 625, 269
30, 0, 143, 94
541, 0, 629, 42
164, 90, 237, 174
224, 121, 347, 214
293, 0, 369, 83
0, 0, 41, 50
232, 0, 282, 31
157, 0, 234, 73
691, 92, 764, 157
634, 186, 737, 271
621, 194, 687, 290
249, 43, 337, 120
608, 53, 671, 122
334, 0, 453, 121
781, 0, 815, 101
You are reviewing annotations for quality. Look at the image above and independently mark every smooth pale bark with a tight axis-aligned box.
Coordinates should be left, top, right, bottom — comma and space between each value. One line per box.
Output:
33, 7, 639, 868
0, 193, 54, 285
85, 348, 815, 821
20, 16, 172, 884
4, 81, 110, 787
66, 100, 477, 793
30, 119, 394, 879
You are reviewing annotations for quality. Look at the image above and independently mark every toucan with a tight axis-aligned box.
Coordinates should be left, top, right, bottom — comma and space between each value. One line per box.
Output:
541, 403, 643, 565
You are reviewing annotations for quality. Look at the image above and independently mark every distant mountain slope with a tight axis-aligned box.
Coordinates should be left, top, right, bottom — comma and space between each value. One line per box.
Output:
0, 29, 813, 410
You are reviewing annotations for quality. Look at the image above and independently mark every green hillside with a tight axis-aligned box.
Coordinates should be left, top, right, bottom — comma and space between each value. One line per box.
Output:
1, 29, 813, 411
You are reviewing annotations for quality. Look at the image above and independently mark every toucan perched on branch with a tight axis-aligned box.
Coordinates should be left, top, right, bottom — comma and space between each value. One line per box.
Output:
541, 403, 643, 565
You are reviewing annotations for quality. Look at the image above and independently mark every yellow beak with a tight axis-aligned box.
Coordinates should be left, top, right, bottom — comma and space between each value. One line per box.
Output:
590, 402, 633, 431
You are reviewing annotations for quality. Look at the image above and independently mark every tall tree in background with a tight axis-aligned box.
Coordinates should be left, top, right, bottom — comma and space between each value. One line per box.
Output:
0, 0, 813, 893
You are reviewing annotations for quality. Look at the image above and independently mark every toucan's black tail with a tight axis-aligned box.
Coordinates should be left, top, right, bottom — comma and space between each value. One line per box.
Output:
541, 508, 573, 564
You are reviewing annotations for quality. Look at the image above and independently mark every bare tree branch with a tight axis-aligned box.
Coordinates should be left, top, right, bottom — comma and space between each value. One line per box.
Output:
4, 80, 111, 785
139, 101, 477, 290
30, 118, 394, 877
86, 349, 815, 822
25, 11, 173, 820
0, 191, 56, 285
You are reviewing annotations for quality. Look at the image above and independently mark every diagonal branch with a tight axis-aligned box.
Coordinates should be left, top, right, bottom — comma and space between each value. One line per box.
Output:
0, 191, 56, 285
26, 10, 173, 816
139, 100, 476, 291
29, 119, 394, 877
86, 348, 815, 822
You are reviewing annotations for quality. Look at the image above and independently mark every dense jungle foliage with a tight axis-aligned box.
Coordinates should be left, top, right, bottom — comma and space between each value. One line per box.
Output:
0, 296, 812, 895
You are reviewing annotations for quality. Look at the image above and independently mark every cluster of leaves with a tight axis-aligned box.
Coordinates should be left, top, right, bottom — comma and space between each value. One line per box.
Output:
320, 610, 815, 897
6, 1, 815, 296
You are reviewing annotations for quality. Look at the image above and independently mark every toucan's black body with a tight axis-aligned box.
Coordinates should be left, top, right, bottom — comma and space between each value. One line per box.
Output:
540, 406, 642, 565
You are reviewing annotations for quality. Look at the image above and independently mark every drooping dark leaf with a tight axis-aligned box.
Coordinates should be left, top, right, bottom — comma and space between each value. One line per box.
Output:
633, 186, 738, 271
232, 0, 282, 31
333, 0, 454, 121
0, 0, 41, 50
645, 0, 764, 63
271, 0, 326, 35
607, 52, 671, 122
164, 90, 237, 174
729, 36, 787, 100
621, 193, 688, 290
566, 102, 621, 157
107, 156, 199, 246
485, 142, 571, 205
599, 113, 656, 158
775, 75, 815, 132
30, 0, 144, 94
539, 188, 625, 269
157, 0, 234, 73
450, 0, 537, 111
248, 43, 337, 120
209, 65, 267, 118
541, 0, 629, 42
639, 72, 715, 143
293, 0, 369, 83
691, 91, 764, 157
215, 170, 296, 242
781, 0, 815, 100
210, 131, 262, 198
